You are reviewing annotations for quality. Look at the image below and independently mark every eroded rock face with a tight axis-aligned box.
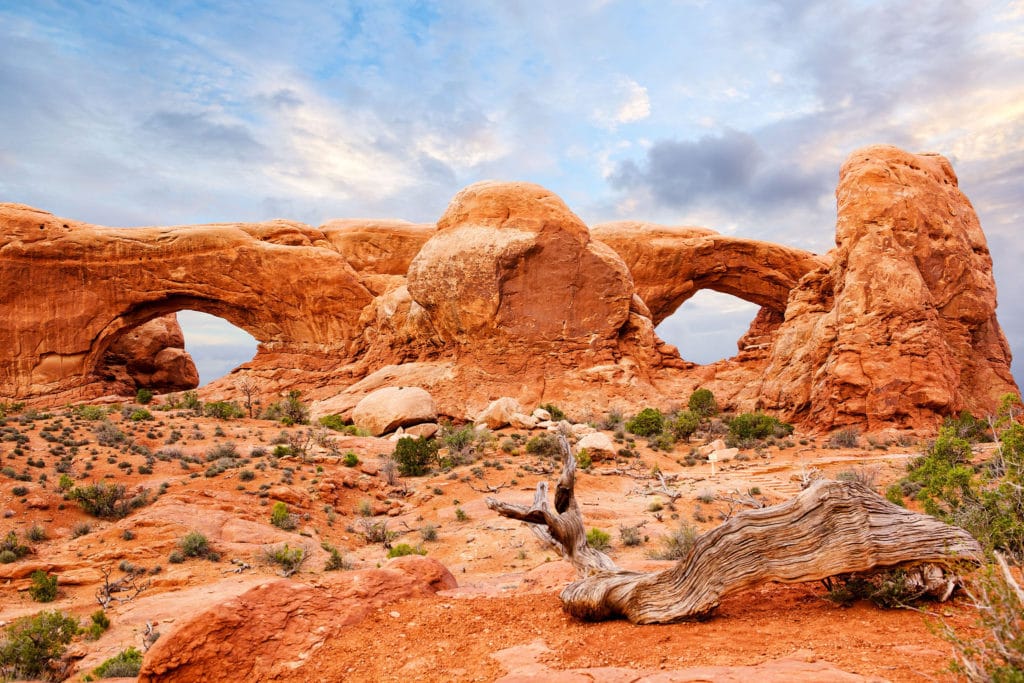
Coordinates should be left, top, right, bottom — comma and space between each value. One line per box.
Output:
0, 146, 1017, 430
137, 556, 456, 683
100, 313, 199, 392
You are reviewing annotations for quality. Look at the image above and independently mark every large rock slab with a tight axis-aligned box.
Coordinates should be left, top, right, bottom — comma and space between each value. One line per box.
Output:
351, 386, 437, 436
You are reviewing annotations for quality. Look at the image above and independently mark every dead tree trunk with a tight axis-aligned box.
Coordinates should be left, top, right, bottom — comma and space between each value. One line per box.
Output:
486, 436, 983, 623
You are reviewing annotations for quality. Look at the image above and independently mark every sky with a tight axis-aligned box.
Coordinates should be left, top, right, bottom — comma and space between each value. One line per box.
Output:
1, 1, 1022, 387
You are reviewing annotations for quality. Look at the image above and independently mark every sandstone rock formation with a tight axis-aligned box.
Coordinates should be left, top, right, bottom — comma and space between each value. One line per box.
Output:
137, 556, 456, 682
0, 145, 1016, 430
99, 313, 199, 392
350, 386, 437, 436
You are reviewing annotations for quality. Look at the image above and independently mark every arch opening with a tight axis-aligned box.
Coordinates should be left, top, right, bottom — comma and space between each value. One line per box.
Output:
655, 290, 763, 365
176, 311, 259, 386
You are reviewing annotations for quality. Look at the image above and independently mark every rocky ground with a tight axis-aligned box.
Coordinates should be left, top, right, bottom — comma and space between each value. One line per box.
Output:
0, 401, 988, 681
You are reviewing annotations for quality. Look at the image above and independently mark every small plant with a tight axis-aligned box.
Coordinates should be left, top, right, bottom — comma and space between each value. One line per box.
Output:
128, 408, 153, 422
168, 550, 184, 564
92, 646, 144, 678
626, 408, 664, 437
828, 428, 861, 449
726, 412, 794, 441
669, 410, 700, 441
836, 466, 878, 490
884, 483, 904, 506
322, 542, 352, 571
270, 502, 298, 530
525, 433, 560, 457
387, 543, 427, 558
454, 507, 469, 522
204, 400, 244, 420
69, 481, 148, 518
392, 436, 438, 477
178, 531, 212, 559
75, 405, 107, 421
318, 414, 347, 431
649, 522, 698, 560
26, 524, 47, 542
420, 523, 438, 542
619, 524, 644, 547
688, 388, 718, 418
0, 610, 79, 681
586, 527, 611, 551
357, 518, 398, 545
342, 451, 360, 467
539, 403, 566, 421
12, 485, 28, 496
83, 609, 110, 641
263, 543, 306, 576
239, 469, 255, 482
29, 571, 58, 602
575, 449, 592, 470
71, 522, 92, 538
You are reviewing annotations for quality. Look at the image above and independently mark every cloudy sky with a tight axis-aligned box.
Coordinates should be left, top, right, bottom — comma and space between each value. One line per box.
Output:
2, 1, 1022, 387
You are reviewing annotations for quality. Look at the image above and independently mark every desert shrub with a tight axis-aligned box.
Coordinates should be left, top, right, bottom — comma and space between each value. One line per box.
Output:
884, 483, 905, 506
135, 388, 154, 405
649, 522, 698, 560
586, 527, 611, 551
12, 485, 28, 497
387, 543, 427, 558
454, 507, 469, 522
669, 410, 700, 441
26, 524, 47, 542
575, 449, 592, 470
318, 414, 347, 431
93, 646, 143, 678
0, 610, 79, 681
525, 433, 560, 457
239, 469, 255, 482
835, 466, 878, 490
420, 523, 438, 542
727, 412, 793, 441
270, 502, 298, 530
83, 610, 109, 641
92, 421, 125, 447
943, 410, 992, 443
539, 403, 566, 421
69, 482, 148, 518
392, 437, 438, 477
204, 401, 244, 420
828, 428, 860, 449
29, 571, 58, 602
128, 408, 153, 422
168, 550, 184, 564
342, 451, 360, 467
322, 542, 352, 571
74, 405, 106, 421
71, 522, 91, 538
619, 525, 644, 547
687, 388, 718, 418
205, 442, 239, 461
178, 531, 212, 559
264, 543, 305, 575
823, 569, 928, 609
262, 390, 309, 425
181, 390, 202, 413
626, 408, 664, 437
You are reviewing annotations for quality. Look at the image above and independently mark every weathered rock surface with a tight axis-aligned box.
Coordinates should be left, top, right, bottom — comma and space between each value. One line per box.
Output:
351, 386, 437, 436
0, 146, 1017, 430
137, 556, 456, 683
477, 397, 526, 429
100, 313, 199, 392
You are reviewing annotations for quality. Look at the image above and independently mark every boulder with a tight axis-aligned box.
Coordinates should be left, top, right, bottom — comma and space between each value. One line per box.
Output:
101, 314, 199, 392
509, 413, 538, 429
404, 422, 439, 439
576, 432, 616, 459
476, 397, 524, 429
351, 386, 437, 436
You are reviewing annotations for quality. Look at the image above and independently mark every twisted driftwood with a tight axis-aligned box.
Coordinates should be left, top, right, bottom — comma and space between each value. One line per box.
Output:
486, 436, 983, 623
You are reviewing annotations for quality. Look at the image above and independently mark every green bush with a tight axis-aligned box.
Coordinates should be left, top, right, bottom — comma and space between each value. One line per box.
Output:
69, 482, 148, 518
74, 405, 106, 421
0, 610, 79, 681
586, 527, 611, 551
942, 410, 992, 442
29, 571, 58, 602
828, 428, 860, 449
11, 485, 27, 497
575, 449, 592, 470
129, 408, 154, 421
727, 412, 794, 441
322, 542, 352, 571
387, 543, 427, 558
669, 410, 700, 441
626, 408, 664, 437
342, 451, 360, 467
688, 388, 718, 418
179, 531, 211, 559
393, 437, 438, 477
261, 390, 309, 425
270, 502, 297, 530
204, 401, 244, 419
93, 646, 143, 678
525, 433, 560, 457
83, 610, 109, 641
135, 388, 154, 405
884, 483, 905, 507
26, 524, 47, 542
649, 522, 699, 560
539, 403, 566, 421
318, 414, 347, 431
264, 543, 305, 574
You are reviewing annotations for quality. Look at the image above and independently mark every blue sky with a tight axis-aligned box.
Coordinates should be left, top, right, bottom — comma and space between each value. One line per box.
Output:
2, 1, 1022, 386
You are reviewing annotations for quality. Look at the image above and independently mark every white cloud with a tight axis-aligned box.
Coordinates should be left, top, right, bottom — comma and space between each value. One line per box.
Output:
593, 77, 651, 129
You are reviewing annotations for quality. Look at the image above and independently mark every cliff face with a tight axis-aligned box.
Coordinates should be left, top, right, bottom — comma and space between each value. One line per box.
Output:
0, 145, 1016, 430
